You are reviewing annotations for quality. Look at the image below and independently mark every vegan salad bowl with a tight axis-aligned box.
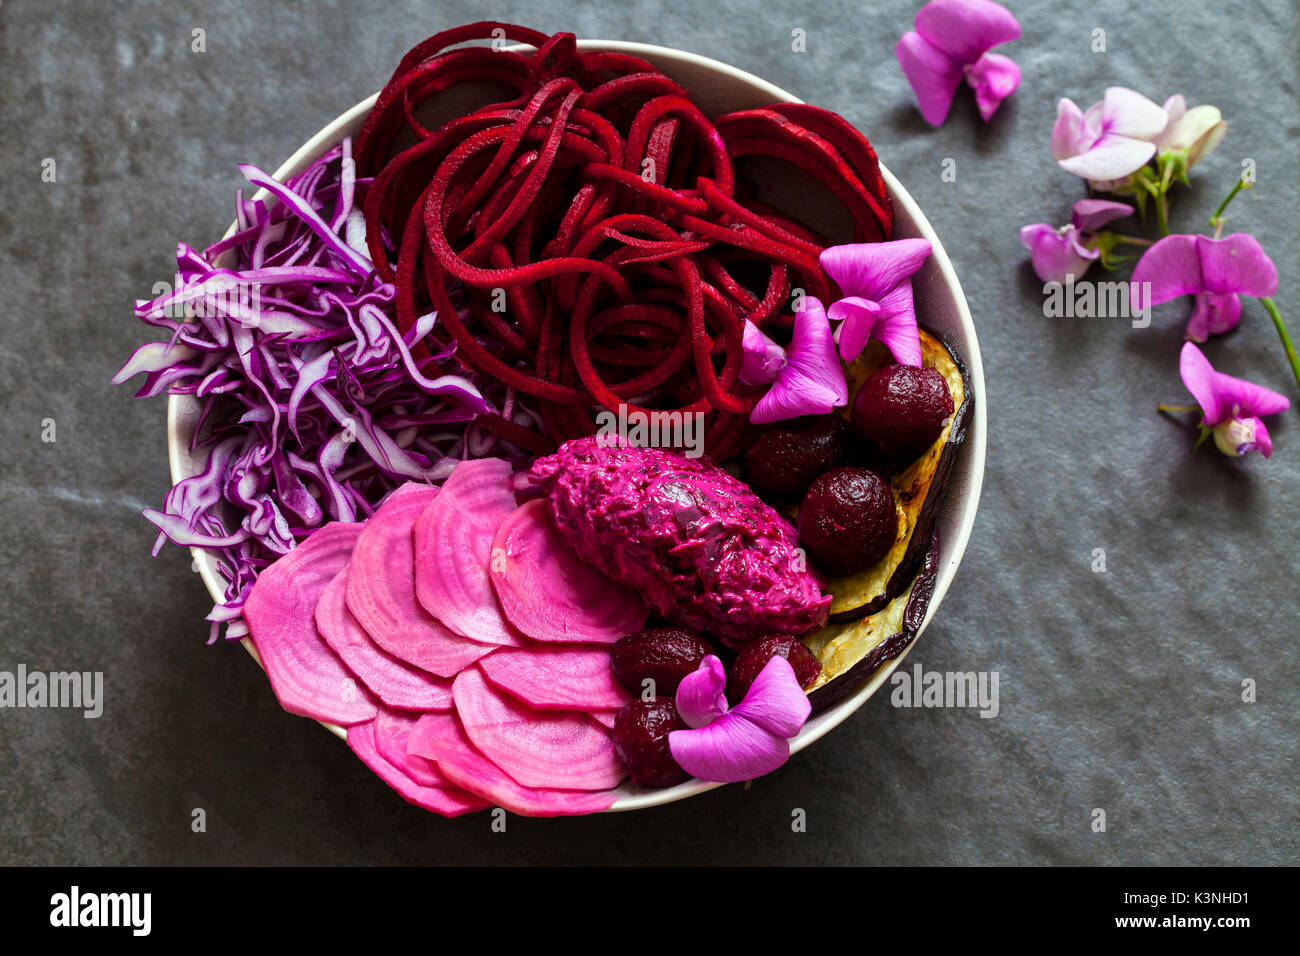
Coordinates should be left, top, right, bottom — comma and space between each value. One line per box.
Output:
125, 23, 987, 816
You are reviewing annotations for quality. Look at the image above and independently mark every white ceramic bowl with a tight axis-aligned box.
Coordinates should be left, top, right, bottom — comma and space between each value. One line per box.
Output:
167, 40, 986, 813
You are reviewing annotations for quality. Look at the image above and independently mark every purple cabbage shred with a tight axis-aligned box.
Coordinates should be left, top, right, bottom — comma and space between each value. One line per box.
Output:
115, 139, 537, 642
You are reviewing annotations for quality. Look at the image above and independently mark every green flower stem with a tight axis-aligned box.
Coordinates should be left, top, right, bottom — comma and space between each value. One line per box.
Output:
1111, 234, 1154, 247
1157, 403, 1198, 414
1261, 296, 1300, 393
1210, 177, 1251, 229
1159, 156, 1175, 194
1137, 164, 1171, 236
1154, 192, 1171, 237
1154, 157, 1176, 237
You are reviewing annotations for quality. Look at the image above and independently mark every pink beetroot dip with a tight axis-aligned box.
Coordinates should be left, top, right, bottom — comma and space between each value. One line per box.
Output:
529, 437, 831, 647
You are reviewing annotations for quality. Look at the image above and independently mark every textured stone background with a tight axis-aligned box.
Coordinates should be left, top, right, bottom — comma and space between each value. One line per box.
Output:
1, 0, 1296, 865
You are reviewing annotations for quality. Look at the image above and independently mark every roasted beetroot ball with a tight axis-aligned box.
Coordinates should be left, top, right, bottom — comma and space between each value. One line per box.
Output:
742, 414, 849, 495
798, 467, 896, 575
851, 364, 953, 464
612, 697, 690, 788
610, 627, 722, 697
726, 634, 822, 705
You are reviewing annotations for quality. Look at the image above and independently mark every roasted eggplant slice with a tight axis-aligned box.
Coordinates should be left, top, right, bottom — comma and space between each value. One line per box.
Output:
822, 329, 970, 622
805, 528, 940, 713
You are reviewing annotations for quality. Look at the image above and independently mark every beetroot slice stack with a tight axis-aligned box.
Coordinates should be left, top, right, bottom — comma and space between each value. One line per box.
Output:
241, 459, 655, 817
356, 21, 894, 459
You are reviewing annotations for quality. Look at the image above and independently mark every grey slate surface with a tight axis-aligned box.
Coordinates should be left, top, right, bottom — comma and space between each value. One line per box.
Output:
1, 0, 1296, 865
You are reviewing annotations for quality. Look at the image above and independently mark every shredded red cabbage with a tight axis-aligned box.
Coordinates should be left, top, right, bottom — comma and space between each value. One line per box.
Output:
115, 141, 526, 642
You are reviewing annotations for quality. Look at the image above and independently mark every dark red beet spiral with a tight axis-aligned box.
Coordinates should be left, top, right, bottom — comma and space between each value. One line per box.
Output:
355, 22, 894, 459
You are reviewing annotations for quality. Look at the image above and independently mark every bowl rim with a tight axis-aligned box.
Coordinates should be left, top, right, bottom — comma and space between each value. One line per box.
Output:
166, 37, 986, 814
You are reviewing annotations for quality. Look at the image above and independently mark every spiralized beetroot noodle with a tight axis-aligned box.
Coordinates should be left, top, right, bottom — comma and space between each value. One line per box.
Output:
356, 21, 894, 457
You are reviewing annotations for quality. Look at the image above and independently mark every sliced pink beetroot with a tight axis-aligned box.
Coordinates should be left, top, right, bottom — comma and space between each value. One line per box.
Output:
346, 483, 493, 678
317, 565, 454, 711
489, 498, 649, 644
373, 709, 459, 790
409, 712, 619, 817
452, 666, 626, 791
412, 458, 524, 647
242, 522, 378, 725
347, 718, 489, 817
479, 645, 633, 712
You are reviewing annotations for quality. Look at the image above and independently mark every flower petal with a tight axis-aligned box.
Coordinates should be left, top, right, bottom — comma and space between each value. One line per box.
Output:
966, 51, 1020, 121
675, 654, 728, 729
668, 712, 791, 783
820, 238, 932, 301
868, 290, 925, 367
896, 31, 963, 127
1212, 370, 1291, 420
749, 373, 846, 425
1161, 94, 1186, 133
739, 320, 785, 386
1071, 198, 1134, 232
1088, 174, 1136, 193
1187, 119, 1227, 168
1066, 230, 1096, 261
1057, 132, 1156, 181
1131, 234, 1204, 307
730, 656, 811, 739
1157, 103, 1219, 152
1198, 233, 1279, 298
1251, 418, 1274, 458
1100, 87, 1168, 140
1019, 223, 1096, 285
1051, 98, 1093, 161
751, 298, 849, 423
914, 0, 1021, 64
1184, 291, 1242, 342
828, 295, 882, 362
830, 286, 924, 365
1179, 341, 1226, 424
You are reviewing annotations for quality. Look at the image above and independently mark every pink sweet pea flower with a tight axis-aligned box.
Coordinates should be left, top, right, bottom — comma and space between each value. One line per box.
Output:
1177, 343, 1290, 458
1019, 222, 1094, 284
1051, 87, 1168, 182
1090, 94, 1228, 193
669, 654, 811, 783
896, 0, 1021, 126
821, 238, 932, 366
1130, 233, 1279, 341
1019, 198, 1133, 283
741, 298, 848, 424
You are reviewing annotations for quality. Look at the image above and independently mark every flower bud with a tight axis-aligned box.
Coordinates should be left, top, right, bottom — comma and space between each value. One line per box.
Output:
1212, 417, 1259, 457
1155, 97, 1227, 171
